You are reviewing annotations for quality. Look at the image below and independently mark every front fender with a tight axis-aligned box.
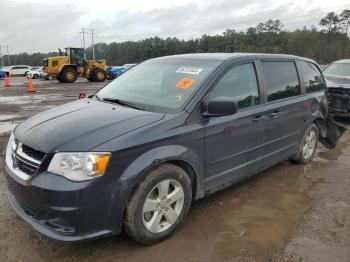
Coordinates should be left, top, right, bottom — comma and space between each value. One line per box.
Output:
118, 145, 204, 200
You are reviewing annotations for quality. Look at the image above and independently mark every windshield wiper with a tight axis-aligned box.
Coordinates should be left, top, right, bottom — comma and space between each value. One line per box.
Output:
101, 97, 145, 110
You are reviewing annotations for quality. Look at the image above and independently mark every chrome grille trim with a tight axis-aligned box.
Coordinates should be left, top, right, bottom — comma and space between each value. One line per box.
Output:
6, 148, 31, 181
5, 137, 46, 181
17, 143, 41, 165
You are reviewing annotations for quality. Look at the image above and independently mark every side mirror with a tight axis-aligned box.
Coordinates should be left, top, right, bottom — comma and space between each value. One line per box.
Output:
205, 96, 238, 116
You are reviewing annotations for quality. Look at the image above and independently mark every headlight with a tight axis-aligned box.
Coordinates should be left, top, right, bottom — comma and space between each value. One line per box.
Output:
48, 152, 111, 181
6, 132, 15, 156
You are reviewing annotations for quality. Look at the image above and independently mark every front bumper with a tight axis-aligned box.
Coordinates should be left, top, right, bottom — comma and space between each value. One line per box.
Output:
4, 150, 128, 242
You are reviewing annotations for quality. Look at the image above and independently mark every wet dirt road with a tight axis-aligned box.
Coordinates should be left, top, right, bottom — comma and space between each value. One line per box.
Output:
0, 78, 350, 261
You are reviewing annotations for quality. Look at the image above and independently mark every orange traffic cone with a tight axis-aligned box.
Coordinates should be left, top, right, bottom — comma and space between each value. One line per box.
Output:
27, 77, 35, 92
4, 74, 10, 88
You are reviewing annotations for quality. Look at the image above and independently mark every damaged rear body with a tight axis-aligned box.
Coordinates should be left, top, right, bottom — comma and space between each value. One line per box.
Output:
323, 59, 350, 118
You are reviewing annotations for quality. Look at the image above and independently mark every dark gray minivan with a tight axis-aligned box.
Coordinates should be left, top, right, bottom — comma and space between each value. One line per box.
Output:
4, 53, 344, 245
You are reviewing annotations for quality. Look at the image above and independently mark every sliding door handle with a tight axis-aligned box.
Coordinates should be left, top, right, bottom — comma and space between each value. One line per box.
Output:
269, 111, 280, 118
252, 115, 265, 122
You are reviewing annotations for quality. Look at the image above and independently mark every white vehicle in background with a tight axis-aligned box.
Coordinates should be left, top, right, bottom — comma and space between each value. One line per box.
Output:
2, 65, 31, 76
26, 66, 45, 79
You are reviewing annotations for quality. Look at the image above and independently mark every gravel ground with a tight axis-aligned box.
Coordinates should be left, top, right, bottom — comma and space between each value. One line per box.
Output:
0, 77, 349, 261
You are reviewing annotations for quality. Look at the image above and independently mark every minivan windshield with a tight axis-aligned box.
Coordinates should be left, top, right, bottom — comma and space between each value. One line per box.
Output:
323, 63, 350, 77
97, 58, 220, 113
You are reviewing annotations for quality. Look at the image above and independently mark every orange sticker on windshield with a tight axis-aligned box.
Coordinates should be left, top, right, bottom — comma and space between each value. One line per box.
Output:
176, 78, 195, 90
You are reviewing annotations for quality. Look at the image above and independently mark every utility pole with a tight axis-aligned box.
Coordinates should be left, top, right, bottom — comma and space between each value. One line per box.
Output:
79, 28, 88, 59
82, 28, 86, 59
91, 28, 95, 60
0, 45, 4, 67
78, 28, 96, 60
6, 45, 10, 66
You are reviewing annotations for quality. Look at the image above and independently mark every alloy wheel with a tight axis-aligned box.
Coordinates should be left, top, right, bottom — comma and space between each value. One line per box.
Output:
142, 179, 185, 233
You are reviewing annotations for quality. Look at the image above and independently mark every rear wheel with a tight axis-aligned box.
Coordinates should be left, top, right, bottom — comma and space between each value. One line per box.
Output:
125, 164, 192, 245
290, 123, 319, 164
90, 68, 107, 82
60, 68, 78, 83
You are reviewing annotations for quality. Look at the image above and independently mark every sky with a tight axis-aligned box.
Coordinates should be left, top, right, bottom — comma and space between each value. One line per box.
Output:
0, 0, 349, 54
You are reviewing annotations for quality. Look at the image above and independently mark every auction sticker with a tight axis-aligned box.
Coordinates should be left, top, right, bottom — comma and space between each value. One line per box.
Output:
176, 67, 202, 75
176, 78, 195, 90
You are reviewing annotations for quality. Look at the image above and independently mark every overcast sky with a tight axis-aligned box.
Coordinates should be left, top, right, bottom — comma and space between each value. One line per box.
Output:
0, 0, 349, 54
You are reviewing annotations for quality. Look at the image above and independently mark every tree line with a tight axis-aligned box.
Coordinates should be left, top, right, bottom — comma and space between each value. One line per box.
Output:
3, 10, 350, 67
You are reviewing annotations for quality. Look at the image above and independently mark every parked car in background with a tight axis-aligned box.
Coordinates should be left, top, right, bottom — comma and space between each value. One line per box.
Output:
1, 65, 31, 76
0, 70, 7, 79
323, 59, 350, 118
26, 67, 45, 79
106, 66, 128, 80
122, 63, 137, 69
4, 53, 345, 245
42, 72, 53, 80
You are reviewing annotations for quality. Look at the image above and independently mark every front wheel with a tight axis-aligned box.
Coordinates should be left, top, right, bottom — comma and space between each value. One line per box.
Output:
90, 68, 107, 82
290, 123, 319, 164
60, 68, 78, 83
125, 164, 192, 245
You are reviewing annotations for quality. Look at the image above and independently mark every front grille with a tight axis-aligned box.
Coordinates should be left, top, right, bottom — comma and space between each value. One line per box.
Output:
21, 144, 45, 162
20, 202, 76, 234
10, 139, 46, 176
22, 203, 39, 217
17, 159, 38, 175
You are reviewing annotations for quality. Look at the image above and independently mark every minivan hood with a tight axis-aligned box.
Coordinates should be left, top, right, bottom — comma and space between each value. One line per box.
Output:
15, 99, 164, 152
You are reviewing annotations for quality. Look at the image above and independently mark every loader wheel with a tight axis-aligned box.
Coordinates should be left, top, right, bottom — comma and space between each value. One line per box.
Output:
91, 68, 107, 82
61, 68, 78, 83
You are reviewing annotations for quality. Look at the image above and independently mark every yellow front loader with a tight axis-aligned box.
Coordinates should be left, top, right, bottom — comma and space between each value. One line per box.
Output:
43, 47, 107, 83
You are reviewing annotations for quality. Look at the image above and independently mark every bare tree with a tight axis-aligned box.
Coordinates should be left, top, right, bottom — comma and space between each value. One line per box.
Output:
340, 9, 350, 36
320, 12, 341, 33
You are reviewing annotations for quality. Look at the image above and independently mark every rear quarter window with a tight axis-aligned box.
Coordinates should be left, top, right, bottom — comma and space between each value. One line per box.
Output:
298, 61, 325, 93
261, 61, 300, 102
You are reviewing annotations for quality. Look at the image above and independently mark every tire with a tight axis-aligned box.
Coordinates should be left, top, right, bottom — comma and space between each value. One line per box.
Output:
289, 123, 319, 164
33, 74, 39, 79
57, 75, 63, 82
90, 68, 107, 82
60, 68, 78, 83
125, 164, 192, 245
107, 71, 116, 80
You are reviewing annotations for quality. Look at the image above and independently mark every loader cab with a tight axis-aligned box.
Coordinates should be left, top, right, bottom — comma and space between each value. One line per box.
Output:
66, 48, 85, 67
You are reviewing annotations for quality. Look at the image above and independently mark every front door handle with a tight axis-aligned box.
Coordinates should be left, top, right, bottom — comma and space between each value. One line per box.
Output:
269, 111, 280, 118
252, 115, 265, 122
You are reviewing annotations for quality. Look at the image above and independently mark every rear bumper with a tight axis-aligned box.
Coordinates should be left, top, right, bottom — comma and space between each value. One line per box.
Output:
4, 152, 129, 242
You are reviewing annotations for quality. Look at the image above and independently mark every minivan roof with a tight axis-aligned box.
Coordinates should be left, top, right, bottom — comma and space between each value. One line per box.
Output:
154, 52, 316, 63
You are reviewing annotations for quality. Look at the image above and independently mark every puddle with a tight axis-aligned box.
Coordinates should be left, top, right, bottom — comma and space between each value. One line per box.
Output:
0, 115, 20, 121
0, 94, 66, 105
180, 162, 317, 261
315, 141, 347, 161
0, 96, 33, 104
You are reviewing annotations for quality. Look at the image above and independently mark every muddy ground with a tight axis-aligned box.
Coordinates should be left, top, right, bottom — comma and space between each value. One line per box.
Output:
0, 77, 349, 262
